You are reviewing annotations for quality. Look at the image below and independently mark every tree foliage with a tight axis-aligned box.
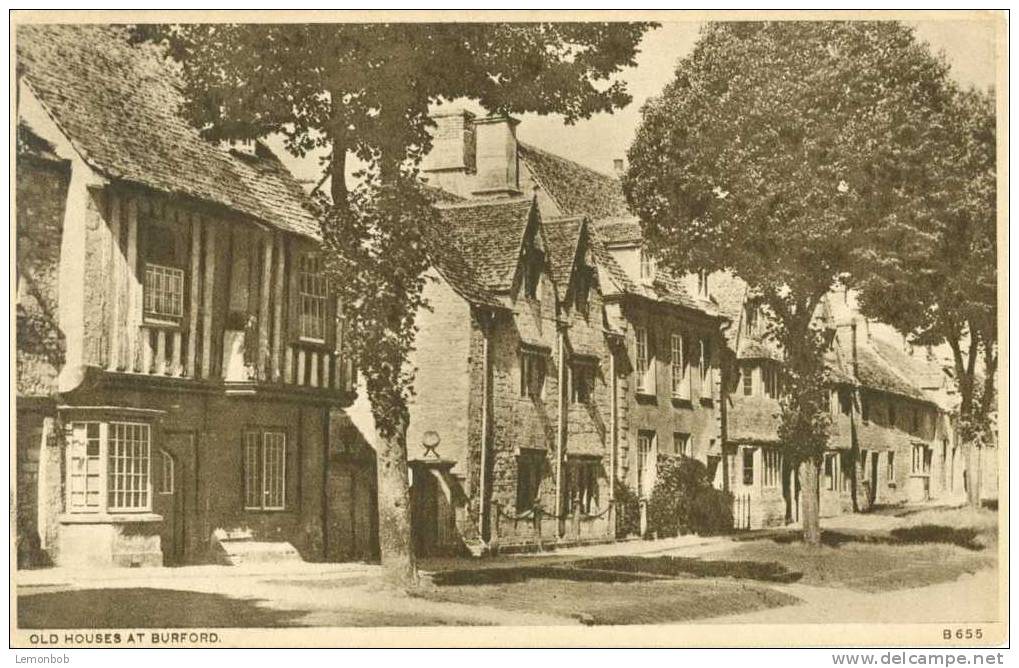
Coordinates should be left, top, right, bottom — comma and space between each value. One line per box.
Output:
647, 456, 732, 537
624, 21, 958, 540
852, 86, 997, 449
137, 21, 656, 582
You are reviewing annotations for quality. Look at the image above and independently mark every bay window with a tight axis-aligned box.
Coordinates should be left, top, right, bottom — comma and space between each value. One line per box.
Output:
67, 421, 151, 513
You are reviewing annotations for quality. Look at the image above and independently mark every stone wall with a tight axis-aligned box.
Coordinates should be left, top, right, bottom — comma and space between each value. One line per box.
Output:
16, 157, 68, 397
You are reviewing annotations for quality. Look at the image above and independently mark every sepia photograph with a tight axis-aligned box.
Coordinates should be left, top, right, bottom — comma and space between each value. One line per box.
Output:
10, 9, 1006, 650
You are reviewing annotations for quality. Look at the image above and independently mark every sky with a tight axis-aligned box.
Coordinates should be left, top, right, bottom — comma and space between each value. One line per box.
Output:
274, 17, 999, 185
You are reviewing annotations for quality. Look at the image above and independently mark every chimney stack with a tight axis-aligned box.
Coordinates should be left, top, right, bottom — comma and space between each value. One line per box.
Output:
613, 158, 625, 178
422, 109, 476, 173
471, 114, 521, 198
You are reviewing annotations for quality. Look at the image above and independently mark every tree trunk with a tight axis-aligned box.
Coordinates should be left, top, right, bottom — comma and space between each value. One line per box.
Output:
800, 458, 821, 545
375, 419, 419, 589
330, 144, 348, 207
965, 438, 981, 508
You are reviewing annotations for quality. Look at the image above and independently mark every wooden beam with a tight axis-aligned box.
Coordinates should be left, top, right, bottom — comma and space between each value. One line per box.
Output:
107, 193, 121, 371
258, 235, 273, 381
271, 233, 285, 383
201, 219, 216, 378
187, 213, 201, 377
126, 196, 140, 372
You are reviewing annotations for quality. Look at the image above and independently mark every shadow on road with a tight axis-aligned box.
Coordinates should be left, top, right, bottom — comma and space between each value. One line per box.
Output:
19, 588, 307, 628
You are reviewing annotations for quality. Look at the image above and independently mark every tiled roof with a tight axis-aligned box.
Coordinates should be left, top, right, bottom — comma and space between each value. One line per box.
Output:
518, 142, 630, 221
588, 229, 720, 319
593, 216, 643, 245
858, 339, 935, 404
419, 219, 503, 309
542, 216, 585, 300
435, 198, 534, 292
17, 24, 320, 239
726, 396, 782, 444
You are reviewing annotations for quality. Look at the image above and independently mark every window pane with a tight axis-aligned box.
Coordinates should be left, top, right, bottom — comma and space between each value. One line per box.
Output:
107, 422, 150, 512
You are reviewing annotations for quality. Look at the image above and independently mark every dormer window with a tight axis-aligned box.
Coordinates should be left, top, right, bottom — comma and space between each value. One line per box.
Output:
639, 249, 656, 282
574, 264, 593, 312
524, 248, 543, 300
697, 270, 709, 298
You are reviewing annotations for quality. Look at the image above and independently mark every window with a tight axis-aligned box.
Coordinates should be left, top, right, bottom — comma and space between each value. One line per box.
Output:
636, 431, 656, 497
861, 396, 870, 422
298, 254, 329, 342
742, 364, 754, 396
888, 402, 897, 429
840, 451, 852, 492
635, 327, 654, 395
144, 263, 185, 320
912, 443, 932, 475
838, 389, 852, 415
568, 460, 600, 514
860, 450, 870, 481
763, 448, 781, 488
745, 304, 757, 336
824, 453, 837, 491
570, 361, 594, 404
159, 450, 174, 495
516, 451, 544, 511
639, 249, 655, 282
67, 421, 151, 513
574, 264, 592, 313
244, 430, 286, 510
67, 422, 102, 512
887, 451, 895, 481
670, 333, 688, 398
762, 363, 780, 399
742, 448, 755, 486
673, 432, 691, 457
520, 349, 547, 399
697, 270, 709, 298
700, 338, 713, 398
911, 408, 921, 435
524, 248, 543, 299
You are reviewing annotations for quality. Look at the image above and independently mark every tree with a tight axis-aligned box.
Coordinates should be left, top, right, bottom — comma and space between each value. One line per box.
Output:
852, 86, 997, 507
138, 22, 654, 586
624, 21, 955, 544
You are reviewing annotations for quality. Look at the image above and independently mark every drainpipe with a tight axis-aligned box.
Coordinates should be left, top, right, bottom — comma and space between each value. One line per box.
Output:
609, 339, 618, 503
478, 310, 493, 542
555, 325, 568, 537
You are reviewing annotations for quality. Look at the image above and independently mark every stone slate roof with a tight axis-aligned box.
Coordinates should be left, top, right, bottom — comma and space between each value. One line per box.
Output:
857, 339, 935, 404
434, 198, 535, 292
518, 142, 630, 221
420, 219, 503, 309
17, 24, 320, 240
593, 216, 643, 245
727, 396, 782, 444
542, 216, 585, 300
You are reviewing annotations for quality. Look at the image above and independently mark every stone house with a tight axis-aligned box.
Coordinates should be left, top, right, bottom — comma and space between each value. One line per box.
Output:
15, 25, 378, 568
403, 110, 726, 548
712, 271, 963, 529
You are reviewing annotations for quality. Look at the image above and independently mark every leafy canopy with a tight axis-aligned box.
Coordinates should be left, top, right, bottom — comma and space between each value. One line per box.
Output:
624, 21, 957, 462
137, 22, 656, 436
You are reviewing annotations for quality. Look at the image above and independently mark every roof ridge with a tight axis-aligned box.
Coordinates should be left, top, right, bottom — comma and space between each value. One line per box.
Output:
518, 141, 619, 181
433, 196, 532, 211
